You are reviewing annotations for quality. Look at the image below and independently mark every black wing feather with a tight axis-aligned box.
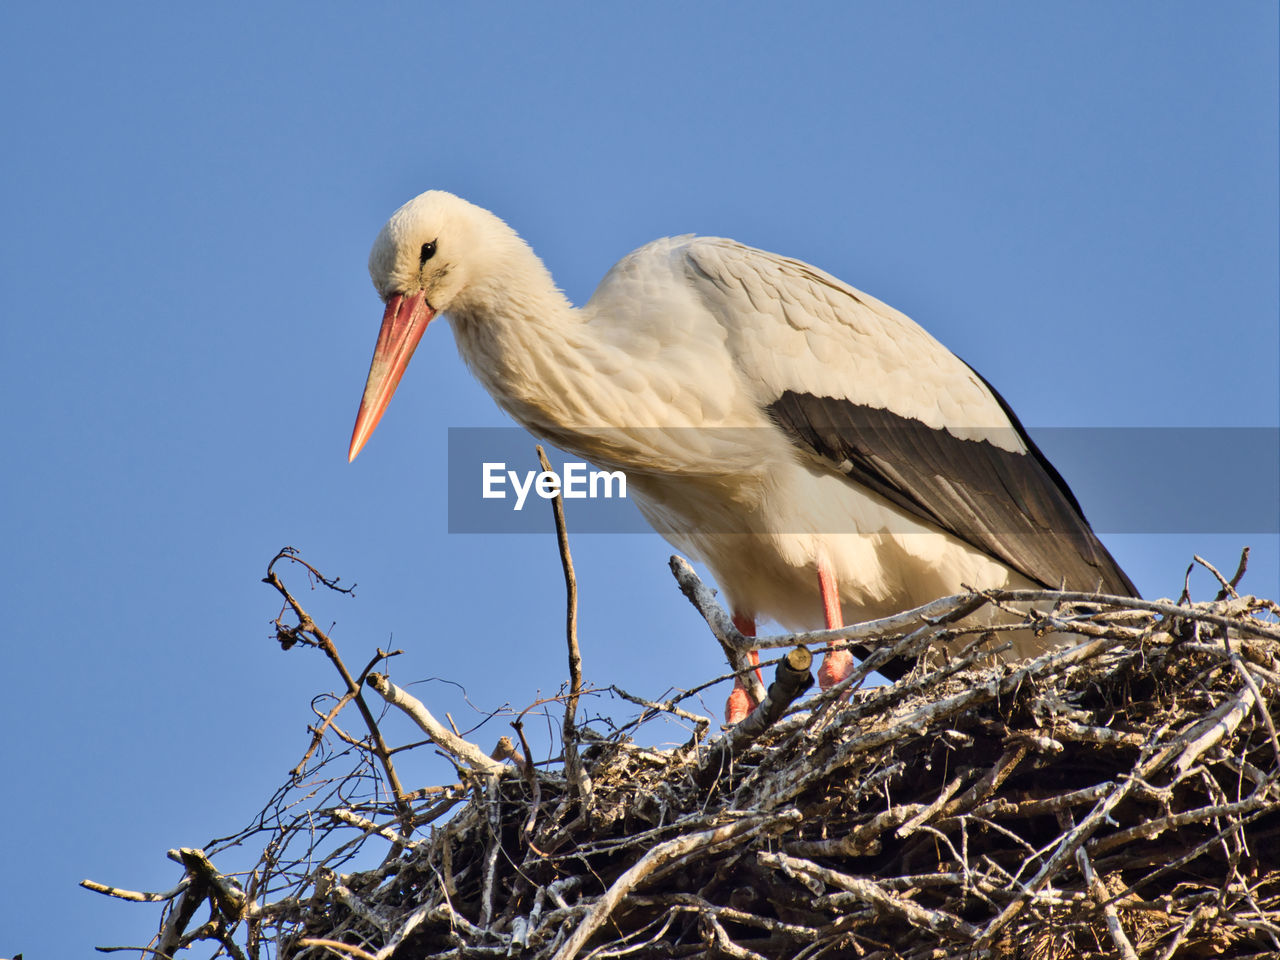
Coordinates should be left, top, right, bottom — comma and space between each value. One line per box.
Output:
766, 384, 1137, 597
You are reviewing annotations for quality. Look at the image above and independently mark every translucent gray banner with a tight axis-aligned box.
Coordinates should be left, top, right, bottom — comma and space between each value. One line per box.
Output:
447, 427, 1279, 535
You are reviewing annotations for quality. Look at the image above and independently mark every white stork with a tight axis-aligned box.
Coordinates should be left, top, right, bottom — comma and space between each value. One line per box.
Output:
348, 191, 1136, 723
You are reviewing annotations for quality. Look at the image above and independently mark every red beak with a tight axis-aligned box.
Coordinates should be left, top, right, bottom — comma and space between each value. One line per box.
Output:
348, 291, 435, 461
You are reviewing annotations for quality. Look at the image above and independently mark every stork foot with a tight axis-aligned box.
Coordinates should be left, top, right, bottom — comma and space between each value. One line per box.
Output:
817, 648, 855, 691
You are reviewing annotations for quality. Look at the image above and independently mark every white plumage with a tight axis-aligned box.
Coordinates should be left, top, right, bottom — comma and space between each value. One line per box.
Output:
350, 190, 1134, 718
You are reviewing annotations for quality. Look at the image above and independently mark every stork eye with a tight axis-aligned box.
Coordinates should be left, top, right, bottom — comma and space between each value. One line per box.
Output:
419, 241, 437, 265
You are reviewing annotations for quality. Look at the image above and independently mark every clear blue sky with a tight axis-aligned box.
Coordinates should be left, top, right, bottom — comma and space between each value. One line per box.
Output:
1, 4, 1276, 954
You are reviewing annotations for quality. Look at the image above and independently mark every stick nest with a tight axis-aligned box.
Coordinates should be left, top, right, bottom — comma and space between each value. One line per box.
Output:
89, 554, 1280, 960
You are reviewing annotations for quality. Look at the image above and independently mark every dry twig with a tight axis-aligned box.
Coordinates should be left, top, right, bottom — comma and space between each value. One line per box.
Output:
536, 444, 591, 802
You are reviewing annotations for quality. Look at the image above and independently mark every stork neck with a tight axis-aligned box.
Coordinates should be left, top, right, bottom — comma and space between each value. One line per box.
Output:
447, 252, 600, 434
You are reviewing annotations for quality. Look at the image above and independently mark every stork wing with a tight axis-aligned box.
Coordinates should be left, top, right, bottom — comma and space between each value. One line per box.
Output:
682, 239, 1137, 596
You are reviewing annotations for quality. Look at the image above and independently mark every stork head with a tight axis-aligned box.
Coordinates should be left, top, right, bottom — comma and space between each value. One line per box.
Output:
349, 190, 517, 462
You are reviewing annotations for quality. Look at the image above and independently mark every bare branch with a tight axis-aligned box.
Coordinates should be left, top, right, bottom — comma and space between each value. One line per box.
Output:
264, 552, 411, 828
552, 810, 802, 960
365, 672, 511, 778
536, 444, 590, 802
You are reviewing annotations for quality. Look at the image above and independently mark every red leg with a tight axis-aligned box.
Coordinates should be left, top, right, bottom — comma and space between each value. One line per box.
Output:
724, 612, 761, 724
816, 557, 853, 690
